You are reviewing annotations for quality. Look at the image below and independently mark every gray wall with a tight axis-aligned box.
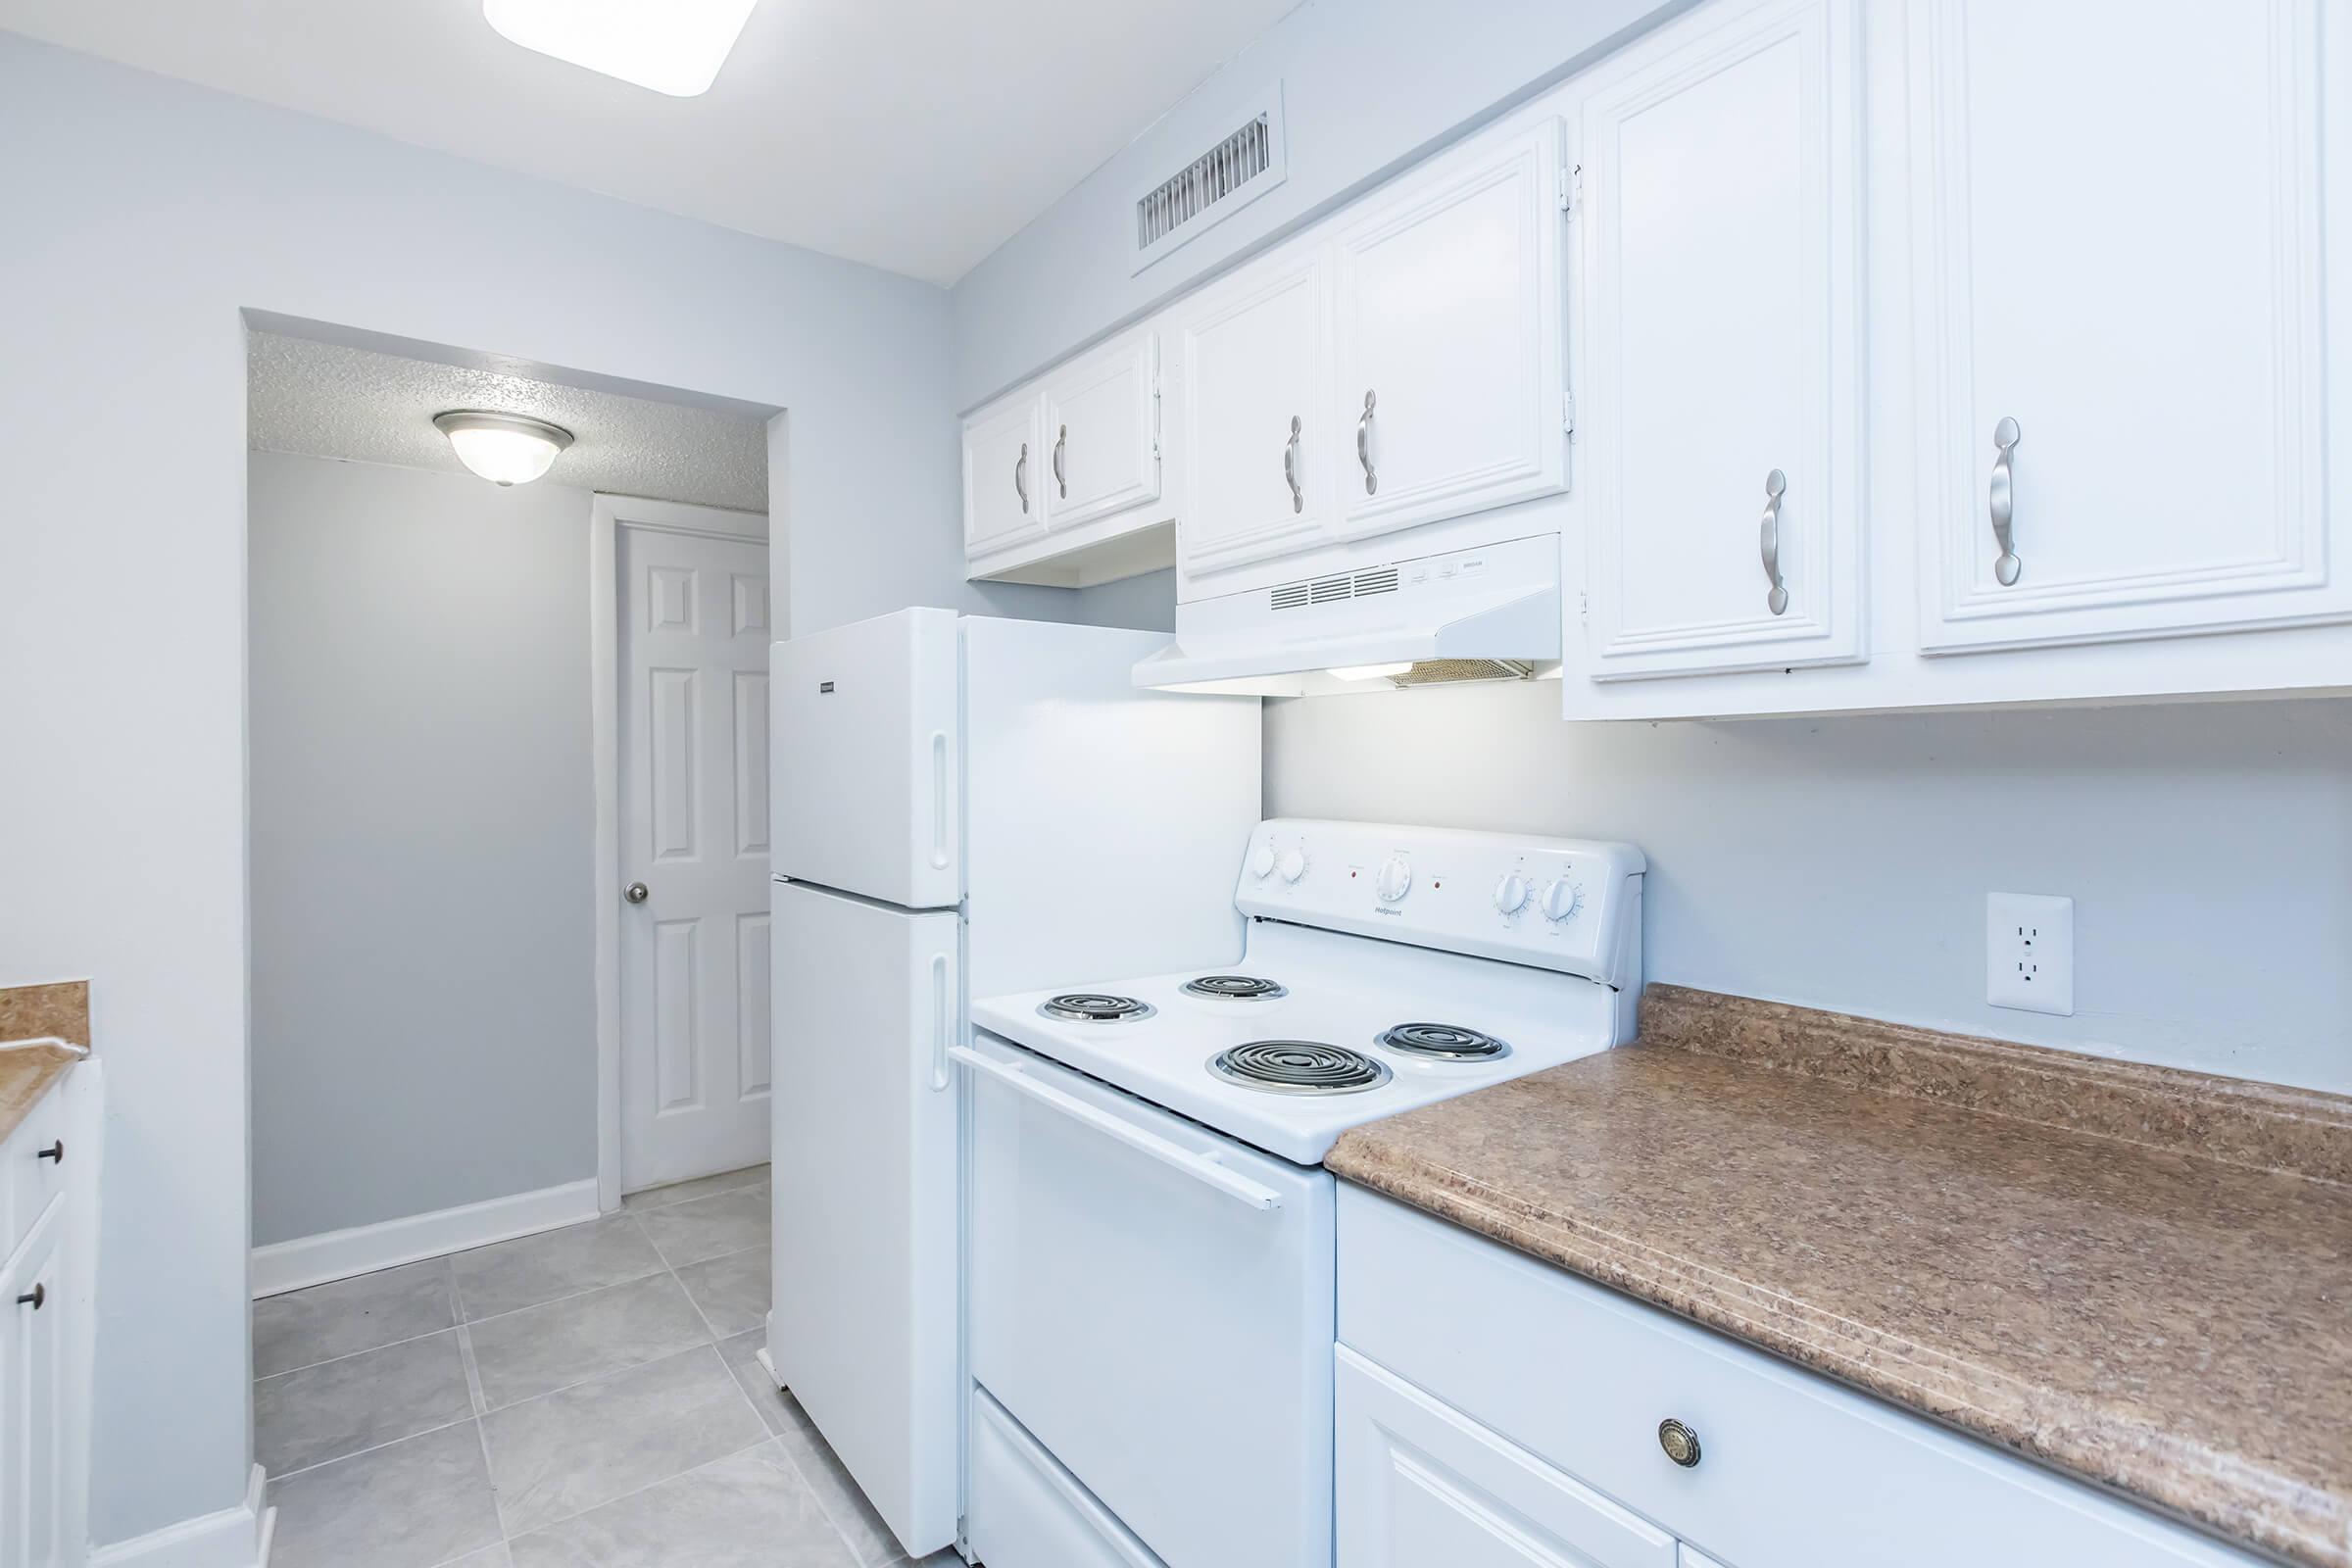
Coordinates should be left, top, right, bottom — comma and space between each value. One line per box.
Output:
951, 0, 1684, 405
247, 452, 598, 1246
1267, 683, 2352, 1096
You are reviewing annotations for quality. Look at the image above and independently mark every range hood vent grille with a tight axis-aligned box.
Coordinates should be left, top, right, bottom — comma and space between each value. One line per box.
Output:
1385, 659, 1536, 688
1269, 563, 1407, 612
1133, 92, 1287, 271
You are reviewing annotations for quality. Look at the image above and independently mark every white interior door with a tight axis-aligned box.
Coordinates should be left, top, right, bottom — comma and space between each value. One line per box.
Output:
619, 519, 773, 1192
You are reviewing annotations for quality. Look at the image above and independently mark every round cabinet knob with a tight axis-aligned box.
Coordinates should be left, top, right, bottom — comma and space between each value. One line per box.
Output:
1657, 1418, 1701, 1468
1493, 873, 1530, 915
1539, 879, 1583, 923
1277, 848, 1308, 884
1375, 857, 1412, 904
1248, 845, 1277, 880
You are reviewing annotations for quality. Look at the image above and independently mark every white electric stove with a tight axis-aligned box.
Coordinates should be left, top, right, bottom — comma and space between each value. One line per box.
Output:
957, 819, 1645, 1568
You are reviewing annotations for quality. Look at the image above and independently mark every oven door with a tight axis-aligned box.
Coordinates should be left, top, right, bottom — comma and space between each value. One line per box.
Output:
958, 1032, 1336, 1568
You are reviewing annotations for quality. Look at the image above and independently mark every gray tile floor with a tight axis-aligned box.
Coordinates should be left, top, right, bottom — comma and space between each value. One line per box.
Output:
254, 1165, 958, 1568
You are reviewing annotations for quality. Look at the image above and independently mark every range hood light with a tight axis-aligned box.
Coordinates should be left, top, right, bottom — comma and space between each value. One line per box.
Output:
1326, 662, 1414, 683
431, 411, 574, 487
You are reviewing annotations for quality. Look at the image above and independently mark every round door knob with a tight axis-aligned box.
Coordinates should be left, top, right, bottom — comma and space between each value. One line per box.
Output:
1494, 873, 1530, 914
1657, 1418, 1701, 1468
1375, 858, 1412, 904
1539, 879, 1582, 923
1249, 845, 1277, 880
1276, 848, 1307, 884
624, 882, 650, 905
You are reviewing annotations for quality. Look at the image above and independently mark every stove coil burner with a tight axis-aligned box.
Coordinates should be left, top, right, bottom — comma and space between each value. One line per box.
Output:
1376, 1022, 1511, 1062
1038, 993, 1156, 1024
1207, 1041, 1392, 1096
1181, 974, 1290, 1002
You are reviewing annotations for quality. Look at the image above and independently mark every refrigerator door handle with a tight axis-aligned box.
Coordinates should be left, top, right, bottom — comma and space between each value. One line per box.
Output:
928, 730, 952, 871
949, 1046, 1283, 1211
929, 955, 952, 1092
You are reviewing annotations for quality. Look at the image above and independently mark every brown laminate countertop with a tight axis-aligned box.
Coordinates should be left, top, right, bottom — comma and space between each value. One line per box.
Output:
1325, 986, 2352, 1568
0, 981, 89, 1145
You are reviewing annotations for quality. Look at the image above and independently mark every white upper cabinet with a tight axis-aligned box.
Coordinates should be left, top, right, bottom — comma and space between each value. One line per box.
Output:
1576, 0, 1865, 680
962, 393, 1046, 561
1040, 331, 1162, 532
1172, 245, 1336, 575
1330, 121, 1569, 543
1911, 0, 2345, 652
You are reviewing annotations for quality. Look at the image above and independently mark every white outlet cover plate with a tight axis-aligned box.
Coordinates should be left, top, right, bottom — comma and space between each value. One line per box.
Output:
1987, 893, 2074, 1015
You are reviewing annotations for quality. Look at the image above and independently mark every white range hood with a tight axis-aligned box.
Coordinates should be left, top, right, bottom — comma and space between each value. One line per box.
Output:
1133, 532, 1560, 696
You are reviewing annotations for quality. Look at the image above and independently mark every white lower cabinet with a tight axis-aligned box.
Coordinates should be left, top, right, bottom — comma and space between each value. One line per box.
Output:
1337, 1188, 2264, 1568
0, 1062, 94, 1568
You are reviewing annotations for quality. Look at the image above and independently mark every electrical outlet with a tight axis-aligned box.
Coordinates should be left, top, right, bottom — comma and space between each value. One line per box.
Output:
1986, 893, 2074, 1015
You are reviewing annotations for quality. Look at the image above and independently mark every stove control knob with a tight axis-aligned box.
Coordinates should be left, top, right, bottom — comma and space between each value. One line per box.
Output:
1539, 878, 1583, 923
1277, 847, 1308, 884
1375, 857, 1413, 904
1494, 873, 1530, 914
1248, 844, 1277, 880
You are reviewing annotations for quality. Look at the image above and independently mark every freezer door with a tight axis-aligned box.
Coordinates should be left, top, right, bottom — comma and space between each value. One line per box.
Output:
770, 608, 960, 908
769, 881, 961, 1557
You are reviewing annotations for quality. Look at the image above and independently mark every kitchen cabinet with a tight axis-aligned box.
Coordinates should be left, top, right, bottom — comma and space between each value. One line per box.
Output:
1908, 0, 2345, 653
1338, 1188, 2264, 1568
1170, 245, 1336, 575
963, 324, 1174, 589
1575, 0, 1865, 680
1330, 120, 1568, 544
0, 1059, 94, 1568
962, 393, 1046, 561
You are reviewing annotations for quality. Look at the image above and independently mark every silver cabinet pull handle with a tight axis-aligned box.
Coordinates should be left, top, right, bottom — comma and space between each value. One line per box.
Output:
1283, 416, 1303, 514
1356, 390, 1378, 495
1053, 423, 1067, 500
1760, 468, 1789, 616
1013, 441, 1029, 514
1989, 416, 2022, 585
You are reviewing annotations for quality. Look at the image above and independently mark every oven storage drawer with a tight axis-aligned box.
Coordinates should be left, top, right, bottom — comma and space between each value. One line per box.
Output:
964, 1033, 1337, 1568
1338, 1189, 2262, 1568
966, 1389, 1164, 1568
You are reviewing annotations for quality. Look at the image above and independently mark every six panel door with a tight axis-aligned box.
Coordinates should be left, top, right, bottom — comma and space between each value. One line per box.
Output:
1330, 120, 1568, 544
963, 394, 1048, 560
1174, 245, 1338, 578
1041, 331, 1161, 533
1912, 0, 2348, 652
1576, 0, 1866, 680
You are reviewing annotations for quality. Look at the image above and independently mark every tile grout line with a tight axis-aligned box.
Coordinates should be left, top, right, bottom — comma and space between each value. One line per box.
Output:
265, 1410, 481, 1485
499, 1430, 782, 1553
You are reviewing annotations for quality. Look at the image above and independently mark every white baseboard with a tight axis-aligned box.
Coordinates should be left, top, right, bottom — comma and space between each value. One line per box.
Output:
93, 1465, 271, 1568
251, 1178, 602, 1298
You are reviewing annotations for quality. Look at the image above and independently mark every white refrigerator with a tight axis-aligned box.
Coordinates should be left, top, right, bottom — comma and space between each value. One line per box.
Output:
766, 607, 1260, 1558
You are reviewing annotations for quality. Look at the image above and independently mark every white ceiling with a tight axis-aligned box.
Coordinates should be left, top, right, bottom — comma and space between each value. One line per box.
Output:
248, 330, 770, 512
0, 0, 1300, 285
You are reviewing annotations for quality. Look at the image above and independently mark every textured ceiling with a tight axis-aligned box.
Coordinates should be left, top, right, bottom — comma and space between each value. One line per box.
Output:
0, 0, 1301, 285
247, 330, 768, 512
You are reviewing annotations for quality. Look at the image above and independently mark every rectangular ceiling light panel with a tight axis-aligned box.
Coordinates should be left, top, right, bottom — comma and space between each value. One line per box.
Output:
483, 0, 760, 97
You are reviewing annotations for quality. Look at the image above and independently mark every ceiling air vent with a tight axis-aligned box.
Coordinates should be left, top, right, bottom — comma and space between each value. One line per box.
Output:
1132, 88, 1288, 273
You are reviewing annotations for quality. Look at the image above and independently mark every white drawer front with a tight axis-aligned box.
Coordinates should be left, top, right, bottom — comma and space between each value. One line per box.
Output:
966, 1389, 1165, 1568
6, 1069, 73, 1253
1339, 1189, 2261, 1568
1339, 1346, 1678, 1568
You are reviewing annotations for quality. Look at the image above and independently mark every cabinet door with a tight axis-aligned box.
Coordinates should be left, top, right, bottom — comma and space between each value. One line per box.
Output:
1330, 121, 1568, 543
1041, 331, 1162, 533
0, 1204, 65, 1568
1337, 1347, 1679, 1568
1912, 0, 2346, 651
1175, 246, 1337, 576
963, 394, 1047, 560
1577, 0, 1865, 679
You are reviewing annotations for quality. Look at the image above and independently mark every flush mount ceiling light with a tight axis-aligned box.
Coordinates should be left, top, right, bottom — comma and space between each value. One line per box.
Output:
432, 411, 574, 486
482, 0, 761, 97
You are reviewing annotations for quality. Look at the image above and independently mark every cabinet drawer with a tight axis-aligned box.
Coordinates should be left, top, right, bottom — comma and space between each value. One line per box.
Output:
1339, 1189, 2261, 1568
1338, 1346, 1677, 1568
967, 1389, 1164, 1568
6, 1068, 74, 1252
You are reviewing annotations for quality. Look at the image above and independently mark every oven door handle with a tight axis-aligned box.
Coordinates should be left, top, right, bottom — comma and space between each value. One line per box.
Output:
949, 1045, 1284, 1212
